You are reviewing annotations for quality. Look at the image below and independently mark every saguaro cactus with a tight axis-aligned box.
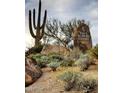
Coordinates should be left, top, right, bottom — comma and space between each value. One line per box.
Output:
29, 0, 47, 47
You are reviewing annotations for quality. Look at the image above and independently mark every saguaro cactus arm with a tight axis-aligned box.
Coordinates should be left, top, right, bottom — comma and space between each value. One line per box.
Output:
40, 10, 47, 29
39, 10, 47, 39
33, 9, 37, 29
37, 0, 41, 27
29, 10, 36, 38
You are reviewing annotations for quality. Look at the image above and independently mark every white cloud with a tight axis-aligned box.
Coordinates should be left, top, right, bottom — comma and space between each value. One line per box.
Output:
89, 8, 98, 20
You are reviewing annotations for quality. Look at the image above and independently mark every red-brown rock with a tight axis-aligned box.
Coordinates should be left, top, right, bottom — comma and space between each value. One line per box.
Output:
25, 58, 42, 86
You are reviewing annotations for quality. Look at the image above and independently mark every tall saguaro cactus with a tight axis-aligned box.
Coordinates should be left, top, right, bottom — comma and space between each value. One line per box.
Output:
29, 0, 47, 47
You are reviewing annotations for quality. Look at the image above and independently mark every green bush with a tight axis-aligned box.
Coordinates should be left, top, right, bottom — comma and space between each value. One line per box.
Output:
31, 52, 80, 68
32, 54, 43, 59
60, 58, 74, 67
48, 53, 74, 67
48, 53, 64, 61
32, 54, 50, 68
32, 53, 65, 68
58, 71, 97, 92
47, 62, 60, 71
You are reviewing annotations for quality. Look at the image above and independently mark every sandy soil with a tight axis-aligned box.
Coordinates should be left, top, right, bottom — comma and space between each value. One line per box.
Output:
25, 65, 98, 93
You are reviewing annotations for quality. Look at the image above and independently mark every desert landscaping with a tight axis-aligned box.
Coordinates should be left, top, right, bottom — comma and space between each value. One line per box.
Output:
25, 0, 98, 93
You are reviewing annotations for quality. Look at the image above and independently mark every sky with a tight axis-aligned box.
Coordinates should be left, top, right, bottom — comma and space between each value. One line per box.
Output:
25, 0, 98, 48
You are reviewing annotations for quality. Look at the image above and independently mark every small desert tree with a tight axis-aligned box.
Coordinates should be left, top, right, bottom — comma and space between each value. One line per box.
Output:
45, 18, 91, 50
45, 19, 69, 47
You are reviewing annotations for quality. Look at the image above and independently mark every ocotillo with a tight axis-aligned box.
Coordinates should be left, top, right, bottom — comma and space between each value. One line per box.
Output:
29, 0, 47, 47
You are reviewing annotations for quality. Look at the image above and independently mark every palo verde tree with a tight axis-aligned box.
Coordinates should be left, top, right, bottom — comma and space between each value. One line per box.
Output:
29, 0, 47, 47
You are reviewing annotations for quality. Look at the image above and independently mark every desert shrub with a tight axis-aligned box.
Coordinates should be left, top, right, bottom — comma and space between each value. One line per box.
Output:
31, 52, 76, 68
60, 58, 74, 67
47, 62, 60, 71
86, 44, 98, 65
32, 54, 50, 68
87, 44, 98, 60
37, 56, 50, 67
48, 53, 74, 67
68, 47, 82, 61
33, 45, 44, 53
58, 71, 97, 92
32, 54, 43, 59
48, 53, 64, 61
75, 54, 90, 71
58, 71, 83, 91
73, 77, 97, 93
32, 53, 66, 68
80, 78, 97, 92
26, 45, 44, 56
58, 71, 82, 82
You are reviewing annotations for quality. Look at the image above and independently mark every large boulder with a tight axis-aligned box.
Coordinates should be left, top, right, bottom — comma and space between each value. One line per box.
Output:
25, 58, 42, 86
25, 73, 32, 85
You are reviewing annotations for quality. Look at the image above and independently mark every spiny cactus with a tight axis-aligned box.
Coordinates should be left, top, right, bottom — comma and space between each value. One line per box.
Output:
29, 0, 47, 47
